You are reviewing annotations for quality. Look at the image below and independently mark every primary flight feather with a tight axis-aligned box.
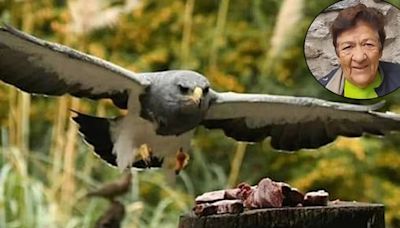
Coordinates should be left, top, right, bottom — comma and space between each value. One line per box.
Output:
1, 25, 400, 173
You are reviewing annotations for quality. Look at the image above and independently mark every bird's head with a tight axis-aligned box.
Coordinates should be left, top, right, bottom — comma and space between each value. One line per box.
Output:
140, 70, 213, 135
173, 71, 211, 113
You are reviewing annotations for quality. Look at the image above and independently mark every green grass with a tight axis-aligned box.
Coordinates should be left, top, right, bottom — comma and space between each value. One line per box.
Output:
0, 144, 229, 228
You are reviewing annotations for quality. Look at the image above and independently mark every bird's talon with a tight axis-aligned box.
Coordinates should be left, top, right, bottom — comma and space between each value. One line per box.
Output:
174, 148, 189, 175
137, 144, 152, 166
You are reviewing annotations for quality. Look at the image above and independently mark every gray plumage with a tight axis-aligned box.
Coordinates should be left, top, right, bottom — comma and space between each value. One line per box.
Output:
1, 25, 400, 171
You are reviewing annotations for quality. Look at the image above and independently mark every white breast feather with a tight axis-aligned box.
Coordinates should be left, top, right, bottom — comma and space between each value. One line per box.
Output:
112, 95, 193, 170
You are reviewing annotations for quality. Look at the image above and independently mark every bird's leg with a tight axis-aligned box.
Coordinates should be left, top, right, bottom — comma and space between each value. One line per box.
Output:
137, 144, 152, 166
175, 147, 190, 175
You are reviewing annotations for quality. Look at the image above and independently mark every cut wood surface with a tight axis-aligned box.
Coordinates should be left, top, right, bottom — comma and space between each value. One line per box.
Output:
179, 201, 384, 228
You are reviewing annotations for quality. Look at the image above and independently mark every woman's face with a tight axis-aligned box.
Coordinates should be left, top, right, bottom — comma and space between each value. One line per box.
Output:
336, 21, 382, 88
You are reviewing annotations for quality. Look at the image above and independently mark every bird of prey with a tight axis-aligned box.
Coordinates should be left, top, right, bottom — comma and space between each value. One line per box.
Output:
1, 25, 400, 173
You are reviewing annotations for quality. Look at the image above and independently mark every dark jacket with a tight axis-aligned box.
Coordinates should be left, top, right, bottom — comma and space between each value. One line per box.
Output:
319, 61, 400, 97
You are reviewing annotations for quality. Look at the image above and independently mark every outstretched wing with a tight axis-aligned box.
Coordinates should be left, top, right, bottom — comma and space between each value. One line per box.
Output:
0, 25, 150, 109
202, 91, 400, 151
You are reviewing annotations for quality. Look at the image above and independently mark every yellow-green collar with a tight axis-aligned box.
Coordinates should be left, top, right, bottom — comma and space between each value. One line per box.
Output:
344, 71, 382, 99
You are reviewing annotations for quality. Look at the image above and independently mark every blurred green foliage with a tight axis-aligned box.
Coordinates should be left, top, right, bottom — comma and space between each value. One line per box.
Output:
1, 0, 400, 227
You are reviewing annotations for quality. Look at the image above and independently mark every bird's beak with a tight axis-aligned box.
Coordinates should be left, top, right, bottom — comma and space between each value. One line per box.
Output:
190, 87, 203, 105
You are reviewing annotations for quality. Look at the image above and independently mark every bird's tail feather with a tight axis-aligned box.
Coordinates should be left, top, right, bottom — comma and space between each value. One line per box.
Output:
72, 111, 120, 167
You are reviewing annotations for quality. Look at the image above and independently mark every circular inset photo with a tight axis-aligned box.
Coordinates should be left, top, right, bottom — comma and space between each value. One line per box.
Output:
304, 0, 400, 99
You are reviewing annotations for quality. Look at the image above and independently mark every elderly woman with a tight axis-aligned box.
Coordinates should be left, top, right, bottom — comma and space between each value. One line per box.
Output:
319, 4, 400, 99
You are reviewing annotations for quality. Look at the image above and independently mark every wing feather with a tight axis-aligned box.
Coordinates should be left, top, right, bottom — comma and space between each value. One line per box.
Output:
0, 25, 150, 108
202, 91, 400, 150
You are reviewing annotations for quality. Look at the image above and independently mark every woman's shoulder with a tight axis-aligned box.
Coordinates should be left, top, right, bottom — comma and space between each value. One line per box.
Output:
378, 61, 400, 95
318, 67, 340, 86
380, 61, 400, 69
380, 61, 400, 82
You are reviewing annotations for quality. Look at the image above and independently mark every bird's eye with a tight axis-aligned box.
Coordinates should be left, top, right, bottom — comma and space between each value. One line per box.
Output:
204, 87, 209, 94
178, 85, 189, 94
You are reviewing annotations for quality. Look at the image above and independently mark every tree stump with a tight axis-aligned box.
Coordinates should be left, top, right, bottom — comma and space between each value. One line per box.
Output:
179, 202, 384, 228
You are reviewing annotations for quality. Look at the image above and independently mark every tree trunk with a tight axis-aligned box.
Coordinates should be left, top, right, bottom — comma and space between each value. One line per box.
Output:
179, 201, 384, 228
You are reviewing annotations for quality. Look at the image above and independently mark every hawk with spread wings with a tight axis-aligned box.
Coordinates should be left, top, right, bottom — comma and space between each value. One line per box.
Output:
1, 25, 400, 174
